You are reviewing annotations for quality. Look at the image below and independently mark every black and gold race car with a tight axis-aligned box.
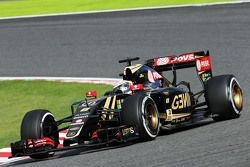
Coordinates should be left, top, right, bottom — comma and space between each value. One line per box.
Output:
10, 50, 243, 159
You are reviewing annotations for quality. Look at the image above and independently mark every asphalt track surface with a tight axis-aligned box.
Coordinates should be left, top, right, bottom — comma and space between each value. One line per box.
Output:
1, 2, 250, 167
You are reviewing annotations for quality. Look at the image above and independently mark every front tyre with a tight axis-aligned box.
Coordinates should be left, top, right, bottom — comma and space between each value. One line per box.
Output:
205, 75, 243, 121
121, 93, 160, 140
21, 109, 59, 159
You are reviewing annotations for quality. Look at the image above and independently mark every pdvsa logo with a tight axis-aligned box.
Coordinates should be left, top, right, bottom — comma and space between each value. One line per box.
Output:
171, 54, 195, 63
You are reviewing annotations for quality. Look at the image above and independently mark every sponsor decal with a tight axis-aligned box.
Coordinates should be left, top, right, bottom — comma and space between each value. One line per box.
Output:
66, 131, 76, 137
171, 54, 195, 63
70, 126, 81, 131
74, 115, 89, 119
75, 119, 82, 123
85, 91, 97, 98
172, 116, 191, 123
200, 72, 212, 82
163, 91, 169, 95
71, 122, 84, 126
148, 71, 163, 82
70, 119, 85, 125
78, 112, 90, 116
154, 53, 195, 66
196, 56, 211, 72
172, 93, 191, 110
165, 98, 170, 104
196, 59, 202, 71
81, 101, 96, 107
154, 57, 170, 66
155, 57, 170, 66
130, 84, 143, 91
122, 127, 135, 136
166, 109, 173, 121
80, 107, 90, 112
116, 100, 122, 109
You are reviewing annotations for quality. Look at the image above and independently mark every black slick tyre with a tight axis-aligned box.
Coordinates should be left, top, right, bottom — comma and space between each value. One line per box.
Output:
21, 109, 59, 159
121, 93, 160, 140
205, 75, 243, 121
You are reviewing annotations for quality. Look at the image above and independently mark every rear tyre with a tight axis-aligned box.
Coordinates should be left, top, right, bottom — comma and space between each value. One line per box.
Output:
21, 109, 59, 159
205, 75, 243, 121
121, 93, 160, 140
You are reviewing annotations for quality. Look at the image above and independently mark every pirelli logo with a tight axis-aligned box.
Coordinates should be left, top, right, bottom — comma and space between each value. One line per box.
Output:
172, 93, 191, 110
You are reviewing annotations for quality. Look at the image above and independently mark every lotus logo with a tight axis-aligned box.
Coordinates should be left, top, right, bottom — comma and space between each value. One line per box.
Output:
196, 59, 202, 71
156, 57, 169, 66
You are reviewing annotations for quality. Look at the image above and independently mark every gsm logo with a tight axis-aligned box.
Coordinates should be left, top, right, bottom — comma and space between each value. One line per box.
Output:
172, 93, 191, 110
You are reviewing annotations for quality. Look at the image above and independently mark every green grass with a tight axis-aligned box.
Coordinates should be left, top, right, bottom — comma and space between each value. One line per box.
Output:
0, 80, 113, 148
0, 0, 235, 18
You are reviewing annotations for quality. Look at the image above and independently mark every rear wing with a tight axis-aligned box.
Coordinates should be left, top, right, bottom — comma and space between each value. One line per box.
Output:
146, 51, 213, 84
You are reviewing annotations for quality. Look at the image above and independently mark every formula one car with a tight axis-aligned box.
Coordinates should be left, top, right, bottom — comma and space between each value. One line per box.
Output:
10, 50, 243, 159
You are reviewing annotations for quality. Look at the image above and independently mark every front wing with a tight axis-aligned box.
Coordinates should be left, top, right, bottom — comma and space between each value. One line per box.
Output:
10, 125, 138, 158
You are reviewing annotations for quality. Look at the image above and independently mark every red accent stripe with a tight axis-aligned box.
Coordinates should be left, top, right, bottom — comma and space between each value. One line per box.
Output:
59, 137, 65, 141
0, 152, 11, 157
57, 144, 63, 148
60, 130, 68, 133
0, 132, 67, 159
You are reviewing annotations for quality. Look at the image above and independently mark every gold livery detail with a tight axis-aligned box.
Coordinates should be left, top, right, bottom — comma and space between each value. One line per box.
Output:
101, 96, 121, 120
172, 93, 191, 110
80, 107, 90, 112
159, 109, 191, 122
122, 127, 135, 136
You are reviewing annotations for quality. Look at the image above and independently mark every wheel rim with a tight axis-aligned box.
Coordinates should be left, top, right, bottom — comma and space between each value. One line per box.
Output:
232, 82, 243, 110
42, 115, 59, 146
42, 115, 55, 136
145, 103, 159, 130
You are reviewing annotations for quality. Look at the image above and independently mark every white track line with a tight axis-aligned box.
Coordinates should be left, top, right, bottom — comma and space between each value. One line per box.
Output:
0, 157, 30, 166
0, 77, 122, 86
0, 148, 11, 152
0, 0, 250, 20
